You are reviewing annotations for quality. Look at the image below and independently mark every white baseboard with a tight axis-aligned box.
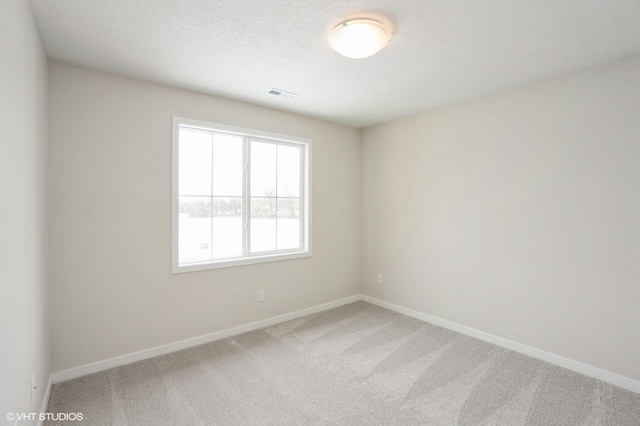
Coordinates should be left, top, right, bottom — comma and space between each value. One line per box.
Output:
361, 294, 640, 394
37, 375, 53, 425
51, 295, 360, 384
50, 293, 640, 395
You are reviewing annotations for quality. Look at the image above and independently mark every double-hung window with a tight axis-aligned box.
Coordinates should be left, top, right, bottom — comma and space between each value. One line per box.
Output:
172, 117, 311, 272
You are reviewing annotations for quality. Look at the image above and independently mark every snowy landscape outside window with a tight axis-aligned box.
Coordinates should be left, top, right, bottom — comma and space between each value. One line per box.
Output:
172, 117, 311, 272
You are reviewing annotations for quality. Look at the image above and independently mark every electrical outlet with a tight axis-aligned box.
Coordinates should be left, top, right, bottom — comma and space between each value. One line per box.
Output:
377, 274, 383, 285
31, 374, 36, 404
258, 290, 265, 302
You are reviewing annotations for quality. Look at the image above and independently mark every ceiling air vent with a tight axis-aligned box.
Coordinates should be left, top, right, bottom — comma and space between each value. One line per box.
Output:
267, 88, 298, 99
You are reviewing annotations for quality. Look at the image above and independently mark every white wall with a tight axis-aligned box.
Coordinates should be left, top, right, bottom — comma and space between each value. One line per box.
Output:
48, 62, 361, 372
362, 56, 640, 383
0, 0, 50, 421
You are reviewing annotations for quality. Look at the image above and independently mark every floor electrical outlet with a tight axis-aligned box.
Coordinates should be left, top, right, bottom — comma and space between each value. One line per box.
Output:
31, 374, 36, 404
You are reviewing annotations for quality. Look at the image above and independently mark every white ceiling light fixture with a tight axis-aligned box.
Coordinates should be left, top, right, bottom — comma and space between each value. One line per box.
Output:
328, 18, 391, 59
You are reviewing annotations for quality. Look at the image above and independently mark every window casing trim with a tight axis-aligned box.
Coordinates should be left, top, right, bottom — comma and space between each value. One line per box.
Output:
172, 116, 312, 273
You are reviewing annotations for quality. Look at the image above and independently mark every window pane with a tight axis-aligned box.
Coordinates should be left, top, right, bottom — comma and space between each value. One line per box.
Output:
250, 141, 276, 197
277, 198, 300, 250
211, 197, 243, 259
212, 134, 243, 196
250, 198, 276, 252
178, 197, 212, 264
277, 145, 300, 197
179, 128, 212, 196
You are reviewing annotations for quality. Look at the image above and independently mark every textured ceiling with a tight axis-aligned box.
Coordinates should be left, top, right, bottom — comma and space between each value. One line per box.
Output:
30, 0, 640, 128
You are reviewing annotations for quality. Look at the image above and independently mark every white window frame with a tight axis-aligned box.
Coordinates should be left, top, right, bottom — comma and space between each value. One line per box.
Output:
172, 116, 312, 273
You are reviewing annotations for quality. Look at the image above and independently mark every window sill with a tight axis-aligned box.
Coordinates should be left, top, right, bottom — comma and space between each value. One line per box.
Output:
172, 250, 312, 273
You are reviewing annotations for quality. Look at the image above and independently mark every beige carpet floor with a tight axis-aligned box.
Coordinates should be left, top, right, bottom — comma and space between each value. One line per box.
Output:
46, 301, 640, 425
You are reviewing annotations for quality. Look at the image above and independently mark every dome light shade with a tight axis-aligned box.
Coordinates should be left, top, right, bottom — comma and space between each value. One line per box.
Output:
328, 19, 391, 59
